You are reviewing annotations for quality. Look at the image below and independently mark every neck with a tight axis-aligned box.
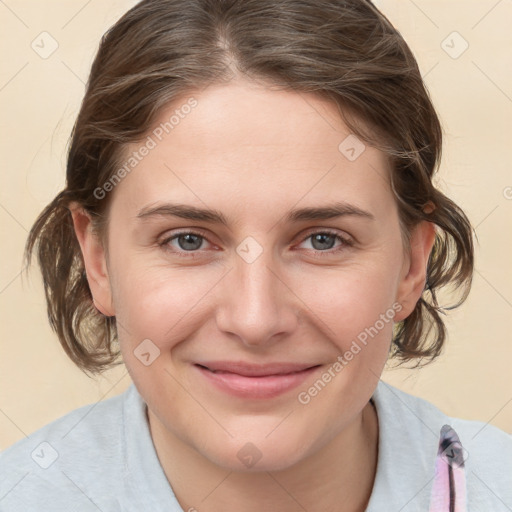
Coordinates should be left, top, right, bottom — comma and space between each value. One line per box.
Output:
147, 400, 379, 512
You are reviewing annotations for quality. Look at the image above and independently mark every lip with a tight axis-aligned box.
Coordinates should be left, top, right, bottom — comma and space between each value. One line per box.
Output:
194, 361, 322, 399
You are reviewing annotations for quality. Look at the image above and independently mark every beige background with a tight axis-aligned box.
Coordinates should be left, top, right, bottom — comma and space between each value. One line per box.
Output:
1, 0, 511, 450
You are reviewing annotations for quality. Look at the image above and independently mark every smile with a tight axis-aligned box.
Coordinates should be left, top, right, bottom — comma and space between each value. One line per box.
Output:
194, 362, 322, 399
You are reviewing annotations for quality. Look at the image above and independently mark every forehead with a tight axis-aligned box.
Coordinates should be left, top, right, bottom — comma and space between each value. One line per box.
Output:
109, 79, 394, 224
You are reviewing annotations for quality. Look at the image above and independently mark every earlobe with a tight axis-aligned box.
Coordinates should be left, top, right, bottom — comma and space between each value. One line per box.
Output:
394, 221, 436, 322
69, 203, 115, 317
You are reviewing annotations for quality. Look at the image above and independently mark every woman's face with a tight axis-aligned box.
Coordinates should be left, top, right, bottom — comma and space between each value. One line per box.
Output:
79, 78, 433, 472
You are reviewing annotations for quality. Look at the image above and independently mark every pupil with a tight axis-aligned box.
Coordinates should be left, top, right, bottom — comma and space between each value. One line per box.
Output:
179, 234, 202, 251
312, 234, 334, 250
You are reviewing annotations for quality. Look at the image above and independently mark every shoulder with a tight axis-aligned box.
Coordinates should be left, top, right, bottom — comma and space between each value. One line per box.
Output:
0, 385, 133, 511
370, 380, 512, 509
375, 380, 512, 458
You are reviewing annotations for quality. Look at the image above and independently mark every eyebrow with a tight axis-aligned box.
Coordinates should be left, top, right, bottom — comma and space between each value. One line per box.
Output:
136, 201, 375, 225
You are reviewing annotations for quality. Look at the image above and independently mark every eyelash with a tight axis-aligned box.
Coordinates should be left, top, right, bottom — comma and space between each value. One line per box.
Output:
158, 229, 354, 259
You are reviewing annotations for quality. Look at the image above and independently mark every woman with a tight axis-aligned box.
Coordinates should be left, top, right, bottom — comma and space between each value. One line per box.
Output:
1, 1, 511, 510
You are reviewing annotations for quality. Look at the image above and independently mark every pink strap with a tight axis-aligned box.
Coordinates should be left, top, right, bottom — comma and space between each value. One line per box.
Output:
428, 425, 468, 511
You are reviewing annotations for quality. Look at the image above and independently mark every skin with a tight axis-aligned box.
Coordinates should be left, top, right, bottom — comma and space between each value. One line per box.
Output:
71, 78, 435, 512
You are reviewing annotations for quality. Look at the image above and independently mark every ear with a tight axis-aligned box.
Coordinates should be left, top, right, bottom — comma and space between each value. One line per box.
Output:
69, 203, 115, 317
393, 220, 436, 322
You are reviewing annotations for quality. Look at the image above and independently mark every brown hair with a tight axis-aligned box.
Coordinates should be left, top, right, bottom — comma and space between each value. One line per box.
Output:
24, 0, 474, 375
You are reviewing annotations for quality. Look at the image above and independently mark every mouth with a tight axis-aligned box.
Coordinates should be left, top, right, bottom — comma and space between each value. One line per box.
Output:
193, 361, 322, 399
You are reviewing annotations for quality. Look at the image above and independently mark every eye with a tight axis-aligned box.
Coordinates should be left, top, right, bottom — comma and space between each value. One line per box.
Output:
159, 230, 214, 257
296, 230, 353, 256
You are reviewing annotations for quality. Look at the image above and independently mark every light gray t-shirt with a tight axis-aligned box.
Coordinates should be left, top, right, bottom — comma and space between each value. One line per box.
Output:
1, 379, 511, 511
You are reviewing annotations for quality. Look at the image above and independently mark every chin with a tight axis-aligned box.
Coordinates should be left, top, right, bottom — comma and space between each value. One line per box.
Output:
198, 434, 310, 473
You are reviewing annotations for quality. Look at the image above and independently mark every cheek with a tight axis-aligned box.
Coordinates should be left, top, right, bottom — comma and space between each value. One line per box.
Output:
292, 263, 401, 340
111, 261, 224, 347
291, 270, 398, 422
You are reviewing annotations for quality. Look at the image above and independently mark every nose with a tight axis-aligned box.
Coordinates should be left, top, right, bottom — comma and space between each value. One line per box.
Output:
215, 241, 299, 348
